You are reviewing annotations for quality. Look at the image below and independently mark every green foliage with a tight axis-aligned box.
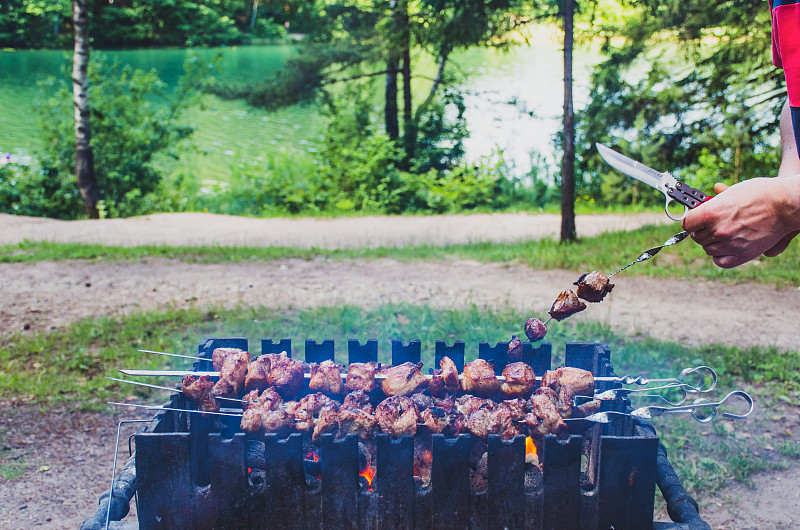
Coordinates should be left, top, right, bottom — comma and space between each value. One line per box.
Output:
0, 53, 215, 219
577, 0, 783, 203
0, 0, 71, 48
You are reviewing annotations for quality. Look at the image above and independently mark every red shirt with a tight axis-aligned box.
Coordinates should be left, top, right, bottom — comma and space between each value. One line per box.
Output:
771, 0, 800, 152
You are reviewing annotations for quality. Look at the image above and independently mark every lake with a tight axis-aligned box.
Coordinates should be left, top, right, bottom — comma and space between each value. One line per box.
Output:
0, 30, 600, 183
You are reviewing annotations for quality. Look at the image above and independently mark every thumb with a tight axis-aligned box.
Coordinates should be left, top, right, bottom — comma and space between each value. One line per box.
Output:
713, 182, 729, 194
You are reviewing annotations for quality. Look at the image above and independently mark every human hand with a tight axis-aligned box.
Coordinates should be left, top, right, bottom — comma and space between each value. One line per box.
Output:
681, 177, 800, 268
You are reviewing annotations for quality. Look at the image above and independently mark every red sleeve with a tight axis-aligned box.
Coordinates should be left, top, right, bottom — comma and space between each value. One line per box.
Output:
772, 0, 784, 68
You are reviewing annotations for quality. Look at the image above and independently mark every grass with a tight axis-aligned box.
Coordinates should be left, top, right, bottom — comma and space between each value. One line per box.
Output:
3, 223, 800, 286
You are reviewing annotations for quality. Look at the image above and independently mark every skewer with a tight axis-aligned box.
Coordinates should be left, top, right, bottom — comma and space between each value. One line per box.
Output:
608, 231, 691, 278
108, 401, 245, 417
105, 376, 243, 403
121, 368, 509, 382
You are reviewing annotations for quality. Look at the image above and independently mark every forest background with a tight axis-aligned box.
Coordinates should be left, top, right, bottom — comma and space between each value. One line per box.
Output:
0, 0, 785, 222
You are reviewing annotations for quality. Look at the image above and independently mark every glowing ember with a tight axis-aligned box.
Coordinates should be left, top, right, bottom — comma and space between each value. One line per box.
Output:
305, 450, 319, 462
525, 437, 539, 465
360, 464, 376, 491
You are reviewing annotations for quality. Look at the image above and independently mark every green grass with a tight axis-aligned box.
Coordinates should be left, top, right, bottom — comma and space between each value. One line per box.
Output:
3, 223, 800, 286
1, 302, 798, 497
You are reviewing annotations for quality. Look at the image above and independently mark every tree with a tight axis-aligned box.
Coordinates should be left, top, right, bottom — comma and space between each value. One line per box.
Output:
560, 0, 576, 242
72, 0, 99, 218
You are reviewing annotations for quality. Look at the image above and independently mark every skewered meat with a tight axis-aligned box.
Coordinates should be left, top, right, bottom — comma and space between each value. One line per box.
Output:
375, 396, 420, 438
500, 362, 537, 399
243, 387, 282, 411
525, 388, 568, 439
312, 404, 341, 443
411, 393, 432, 412
343, 390, 373, 413
576, 398, 602, 418
309, 360, 345, 396
421, 406, 450, 434
212, 350, 249, 397
285, 392, 337, 433
212, 347, 249, 372
240, 403, 292, 435
346, 362, 378, 393
337, 407, 378, 440
457, 395, 494, 416
525, 317, 547, 342
380, 362, 429, 397
540, 367, 594, 397
500, 398, 529, 422
507, 336, 523, 361
240, 407, 263, 433
181, 375, 219, 412
430, 356, 460, 398
548, 290, 586, 321
575, 271, 614, 303
461, 359, 501, 398
244, 355, 273, 393
464, 402, 517, 440
268, 356, 305, 399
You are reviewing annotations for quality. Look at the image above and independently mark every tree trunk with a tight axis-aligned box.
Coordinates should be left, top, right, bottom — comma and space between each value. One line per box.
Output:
250, 0, 259, 32
560, 0, 576, 242
385, 1, 400, 142
400, 1, 414, 165
73, 0, 99, 219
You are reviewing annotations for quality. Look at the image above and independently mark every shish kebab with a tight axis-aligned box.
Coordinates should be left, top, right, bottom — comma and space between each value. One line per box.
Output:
128, 348, 716, 392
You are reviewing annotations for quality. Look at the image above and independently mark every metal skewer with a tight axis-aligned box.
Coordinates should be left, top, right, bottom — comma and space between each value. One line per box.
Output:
105, 376, 243, 403
108, 401, 245, 417
608, 231, 690, 278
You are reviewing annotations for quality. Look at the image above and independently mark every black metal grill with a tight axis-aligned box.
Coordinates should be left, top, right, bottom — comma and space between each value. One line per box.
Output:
82, 338, 711, 530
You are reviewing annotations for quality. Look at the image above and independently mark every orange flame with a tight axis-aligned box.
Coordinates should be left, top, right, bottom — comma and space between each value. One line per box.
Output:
525, 437, 538, 465
360, 464, 376, 491
305, 450, 319, 462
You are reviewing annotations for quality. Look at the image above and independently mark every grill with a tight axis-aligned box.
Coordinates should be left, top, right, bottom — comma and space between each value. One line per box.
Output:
82, 337, 711, 530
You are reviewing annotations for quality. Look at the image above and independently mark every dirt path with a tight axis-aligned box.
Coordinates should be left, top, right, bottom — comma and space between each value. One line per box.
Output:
1, 212, 798, 529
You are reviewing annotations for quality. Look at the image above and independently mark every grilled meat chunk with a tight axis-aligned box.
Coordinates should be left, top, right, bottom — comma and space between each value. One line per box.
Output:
312, 404, 341, 443
268, 356, 305, 400
500, 362, 537, 399
430, 356, 460, 398
525, 388, 568, 439
548, 290, 586, 321
346, 362, 378, 393
244, 355, 273, 393
343, 390, 373, 413
260, 409, 293, 436
375, 396, 420, 439
181, 375, 219, 412
421, 406, 450, 434
309, 359, 345, 396
461, 359, 501, 398
214, 350, 250, 397
507, 336, 523, 361
240, 407, 263, 433
337, 407, 378, 440
380, 362, 429, 397
524, 317, 547, 342
464, 402, 517, 440
575, 271, 614, 303
540, 367, 594, 397
284, 392, 337, 433
210, 379, 236, 400
243, 387, 282, 411
212, 347, 249, 372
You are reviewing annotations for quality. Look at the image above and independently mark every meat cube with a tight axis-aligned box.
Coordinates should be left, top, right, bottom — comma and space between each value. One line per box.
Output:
461, 359, 501, 398
524, 318, 547, 342
181, 375, 219, 412
540, 367, 594, 397
548, 290, 586, 321
312, 405, 340, 443
343, 390, 373, 413
337, 408, 378, 440
268, 356, 305, 400
260, 409, 293, 436
500, 398, 529, 422
240, 407, 263, 433
244, 355, 273, 393
430, 356, 460, 398
346, 362, 378, 393
500, 362, 537, 399
575, 271, 614, 303
243, 387, 282, 411
525, 388, 568, 439
212, 347, 250, 372
309, 359, 345, 396
380, 362, 429, 397
218, 350, 250, 396
507, 335, 523, 361
421, 407, 450, 434
465, 404, 516, 440
457, 395, 494, 416
210, 379, 236, 400
375, 396, 420, 439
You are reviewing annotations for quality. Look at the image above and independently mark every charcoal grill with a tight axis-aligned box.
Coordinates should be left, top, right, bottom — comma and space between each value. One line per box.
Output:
82, 338, 711, 530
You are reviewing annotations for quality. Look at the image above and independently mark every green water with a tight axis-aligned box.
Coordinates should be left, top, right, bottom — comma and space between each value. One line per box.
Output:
0, 35, 599, 182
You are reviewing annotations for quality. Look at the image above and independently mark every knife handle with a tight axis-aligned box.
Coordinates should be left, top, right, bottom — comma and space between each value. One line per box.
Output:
667, 181, 711, 210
